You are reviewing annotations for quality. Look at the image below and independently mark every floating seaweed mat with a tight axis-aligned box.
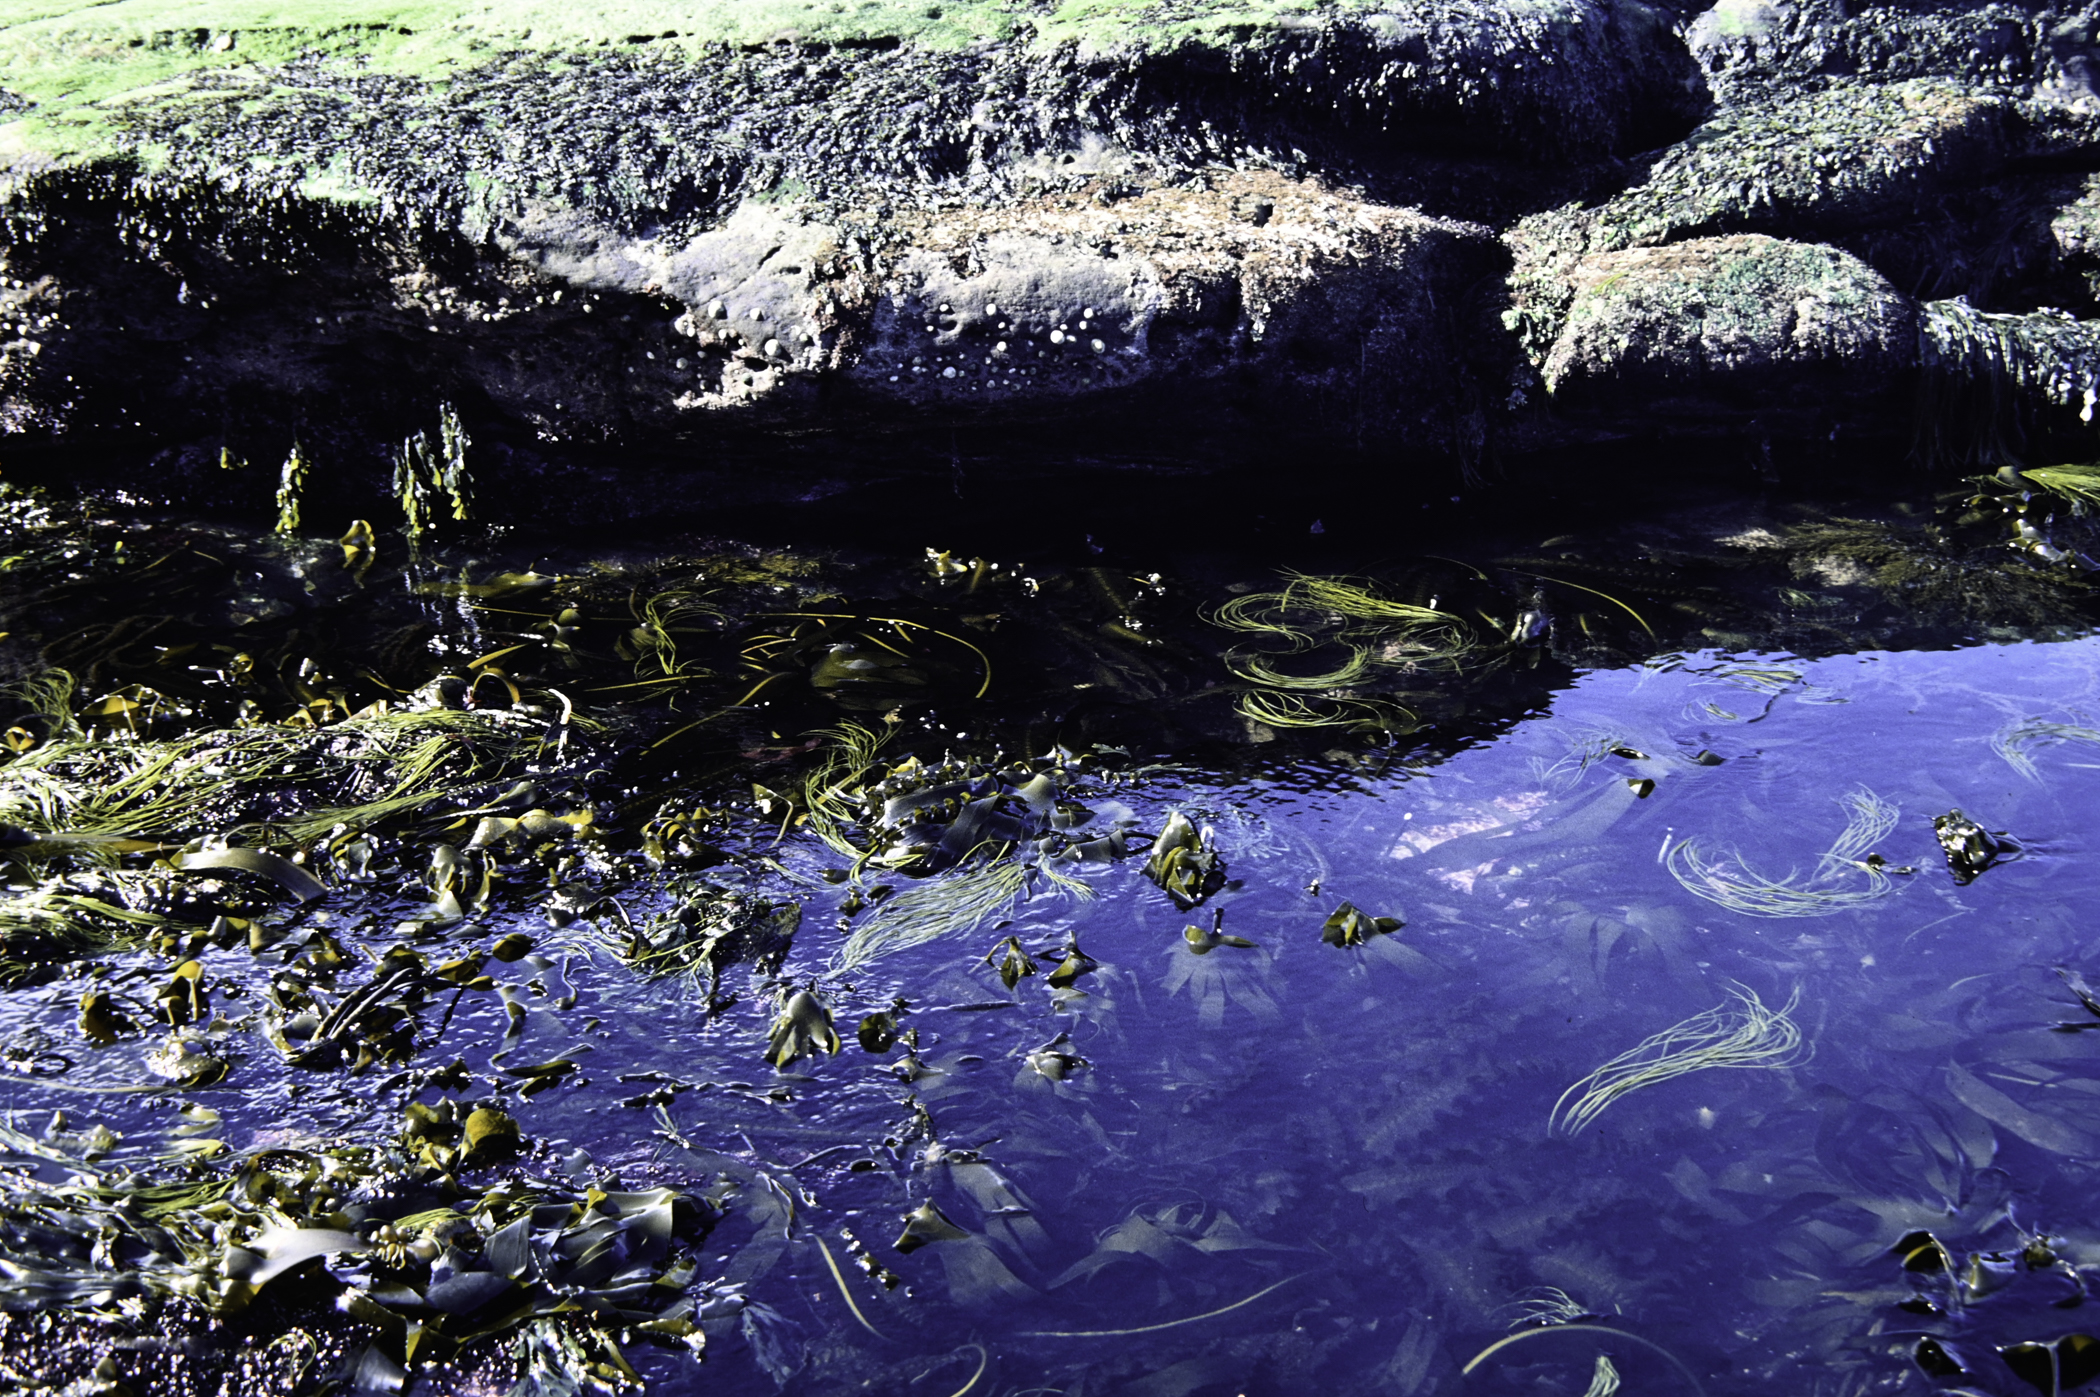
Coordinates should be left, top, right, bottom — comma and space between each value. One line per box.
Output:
1550, 984, 1807, 1136
0, 684, 551, 847
1665, 788, 1908, 917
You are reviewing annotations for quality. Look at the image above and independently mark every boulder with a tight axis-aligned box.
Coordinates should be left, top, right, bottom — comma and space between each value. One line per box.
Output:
2051, 175, 2100, 302
1505, 80, 2012, 363
1539, 235, 1918, 425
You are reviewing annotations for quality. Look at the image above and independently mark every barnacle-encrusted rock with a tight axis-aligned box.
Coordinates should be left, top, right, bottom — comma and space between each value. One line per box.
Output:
1687, 0, 2100, 106
847, 175, 1494, 438
0, 0, 2097, 494
435, 176, 1495, 442
2051, 176, 2100, 303
1505, 80, 2012, 364
1540, 236, 1918, 424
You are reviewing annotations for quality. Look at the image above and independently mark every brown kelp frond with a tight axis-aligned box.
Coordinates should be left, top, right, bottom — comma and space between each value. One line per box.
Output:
1666, 789, 1904, 917
1550, 985, 1806, 1136
0, 1117, 718, 1368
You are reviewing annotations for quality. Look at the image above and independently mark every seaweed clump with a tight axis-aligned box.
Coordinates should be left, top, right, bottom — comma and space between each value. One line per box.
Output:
0, 1111, 723, 1391
1666, 788, 1910, 918
818, 736, 1116, 973
1551, 985, 1808, 1136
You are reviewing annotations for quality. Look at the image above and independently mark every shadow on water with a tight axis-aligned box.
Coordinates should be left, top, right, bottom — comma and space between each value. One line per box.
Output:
1, 438, 2099, 1395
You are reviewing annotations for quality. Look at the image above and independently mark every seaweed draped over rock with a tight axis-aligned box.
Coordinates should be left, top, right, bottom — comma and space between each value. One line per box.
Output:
1917, 302, 2100, 468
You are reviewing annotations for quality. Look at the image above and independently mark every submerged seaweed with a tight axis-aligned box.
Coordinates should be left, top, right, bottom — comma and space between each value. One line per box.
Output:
1665, 789, 1908, 917
1994, 716, 2100, 781
1551, 985, 1808, 1136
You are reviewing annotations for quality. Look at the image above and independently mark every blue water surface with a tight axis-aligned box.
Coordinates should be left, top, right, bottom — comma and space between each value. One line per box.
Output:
595, 637, 2100, 1396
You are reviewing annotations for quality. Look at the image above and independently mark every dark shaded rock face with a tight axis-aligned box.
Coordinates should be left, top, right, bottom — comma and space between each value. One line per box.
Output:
0, 0, 2097, 506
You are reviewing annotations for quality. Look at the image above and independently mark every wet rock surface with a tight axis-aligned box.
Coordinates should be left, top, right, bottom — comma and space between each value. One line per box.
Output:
1539, 235, 1919, 428
0, 0, 2097, 502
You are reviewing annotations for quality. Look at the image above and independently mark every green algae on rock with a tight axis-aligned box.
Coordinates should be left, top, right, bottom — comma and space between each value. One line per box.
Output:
6, 0, 2100, 507
1539, 235, 1918, 424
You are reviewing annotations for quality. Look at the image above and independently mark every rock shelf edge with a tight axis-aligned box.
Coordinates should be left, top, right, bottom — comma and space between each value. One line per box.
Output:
2, 0, 2099, 505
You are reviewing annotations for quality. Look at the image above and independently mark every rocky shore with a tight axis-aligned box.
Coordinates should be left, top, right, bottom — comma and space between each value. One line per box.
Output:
2, 0, 2098, 510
